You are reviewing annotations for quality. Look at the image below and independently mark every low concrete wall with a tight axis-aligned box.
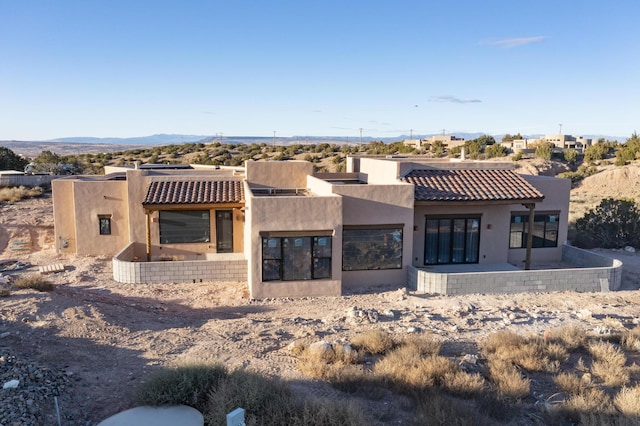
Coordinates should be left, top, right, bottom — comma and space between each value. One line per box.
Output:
409, 244, 622, 295
113, 243, 247, 284
0, 174, 56, 188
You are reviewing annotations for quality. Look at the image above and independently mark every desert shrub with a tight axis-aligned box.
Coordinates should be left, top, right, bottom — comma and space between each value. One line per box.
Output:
13, 274, 53, 292
0, 186, 44, 203
412, 391, 489, 426
621, 326, 640, 352
139, 364, 369, 426
614, 385, 640, 417
557, 164, 599, 184
350, 329, 394, 355
535, 141, 553, 160
556, 387, 613, 423
484, 144, 507, 158
548, 325, 588, 351
376, 348, 458, 391
137, 363, 228, 412
396, 333, 442, 357
442, 371, 486, 397
294, 341, 360, 380
554, 372, 588, 395
486, 359, 530, 399
511, 151, 523, 161
573, 198, 640, 249
588, 341, 629, 386
563, 148, 579, 164
481, 331, 556, 372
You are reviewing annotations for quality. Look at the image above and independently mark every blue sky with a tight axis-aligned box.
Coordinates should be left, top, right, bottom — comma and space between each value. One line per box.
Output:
1, 1, 638, 140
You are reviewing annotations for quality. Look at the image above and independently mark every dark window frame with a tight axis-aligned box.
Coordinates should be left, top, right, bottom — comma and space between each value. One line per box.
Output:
342, 225, 403, 271
509, 212, 560, 249
262, 235, 332, 282
98, 215, 111, 235
159, 210, 211, 244
424, 215, 481, 265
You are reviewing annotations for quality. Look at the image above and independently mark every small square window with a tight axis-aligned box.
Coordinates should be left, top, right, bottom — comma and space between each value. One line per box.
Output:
99, 216, 111, 235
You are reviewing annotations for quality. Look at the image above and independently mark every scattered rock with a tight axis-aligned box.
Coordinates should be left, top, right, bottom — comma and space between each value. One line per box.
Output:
3, 379, 19, 389
624, 246, 636, 253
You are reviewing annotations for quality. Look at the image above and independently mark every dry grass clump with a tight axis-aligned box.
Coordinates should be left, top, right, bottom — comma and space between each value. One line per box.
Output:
397, 333, 442, 357
294, 341, 360, 380
486, 359, 530, 399
350, 329, 394, 355
481, 330, 556, 373
376, 348, 455, 390
138, 363, 369, 426
621, 326, 640, 352
614, 385, 640, 417
413, 392, 489, 426
442, 371, 486, 397
0, 186, 44, 203
548, 325, 588, 351
557, 387, 612, 422
13, 274, 53, 292
554, 371, 589, 395
588, 341, 629, 386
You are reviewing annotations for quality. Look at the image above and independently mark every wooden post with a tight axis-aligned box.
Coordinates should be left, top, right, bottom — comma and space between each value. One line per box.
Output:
145, 210, 151, 262
524, 203, 535, 270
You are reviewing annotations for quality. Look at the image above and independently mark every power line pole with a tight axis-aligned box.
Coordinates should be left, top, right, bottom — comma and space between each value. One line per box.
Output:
359, 128, 363, 148
273, 131, 276, 149
558, 124, 563, 135
410, 128, 413, 140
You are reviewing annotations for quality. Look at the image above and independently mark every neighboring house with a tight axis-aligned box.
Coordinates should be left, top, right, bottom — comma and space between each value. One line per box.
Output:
403, 135, 466, 150
52, 156, 620, 298
502, 134, 593, 153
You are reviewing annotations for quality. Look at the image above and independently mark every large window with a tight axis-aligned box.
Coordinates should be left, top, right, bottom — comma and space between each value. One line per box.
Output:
342, 226, 403, 271
425, 216, 480, 265
159, 210, 210, 244
262, 235, 332, 281
510, 212, 559, 249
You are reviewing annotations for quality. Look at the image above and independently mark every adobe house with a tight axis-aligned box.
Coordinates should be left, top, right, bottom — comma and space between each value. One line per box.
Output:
52, 156, 621, 298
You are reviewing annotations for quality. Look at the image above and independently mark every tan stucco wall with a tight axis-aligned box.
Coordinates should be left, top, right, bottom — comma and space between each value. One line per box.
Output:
246, 160, 314, 188
246, 192, 342, 299
71, 180, 130, 256
331, 181, 415, 289
507, 175, 571, 264
52, 179, 77, 254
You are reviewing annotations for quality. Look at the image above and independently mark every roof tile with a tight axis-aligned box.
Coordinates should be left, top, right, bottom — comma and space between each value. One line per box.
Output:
143, 180, 244, 205
402, 169, 544, 202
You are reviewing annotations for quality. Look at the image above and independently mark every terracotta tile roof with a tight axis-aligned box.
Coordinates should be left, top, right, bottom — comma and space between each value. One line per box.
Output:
143, 180, 244, 205
402, 169, 544, 202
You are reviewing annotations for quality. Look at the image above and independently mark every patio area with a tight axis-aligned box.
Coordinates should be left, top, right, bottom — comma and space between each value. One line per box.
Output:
408, 243, 623, 295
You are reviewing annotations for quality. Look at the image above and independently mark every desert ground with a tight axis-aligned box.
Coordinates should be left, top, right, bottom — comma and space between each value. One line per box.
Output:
1, 187, 640, 425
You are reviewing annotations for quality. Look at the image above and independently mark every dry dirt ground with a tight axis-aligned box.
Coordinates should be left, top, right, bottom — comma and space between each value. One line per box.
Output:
1, 193, 640, 425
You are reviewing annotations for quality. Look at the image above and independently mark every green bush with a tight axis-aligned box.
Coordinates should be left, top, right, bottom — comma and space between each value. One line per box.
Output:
535, 142, 553, 160
574, 198, 640, 248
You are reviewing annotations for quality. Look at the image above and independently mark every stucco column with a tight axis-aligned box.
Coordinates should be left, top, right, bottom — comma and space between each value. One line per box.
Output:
145, 210, 151, 262
524, 203, 535, 270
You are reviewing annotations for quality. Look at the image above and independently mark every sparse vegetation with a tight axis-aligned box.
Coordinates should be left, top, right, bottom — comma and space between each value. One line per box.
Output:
13, 274, 53, 292
137, 363, 369, 426
0, 186, 44, 203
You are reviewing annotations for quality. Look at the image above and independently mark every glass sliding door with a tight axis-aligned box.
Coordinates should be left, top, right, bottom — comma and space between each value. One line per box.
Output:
215, 210, 234, 253
424, 216, 481, 265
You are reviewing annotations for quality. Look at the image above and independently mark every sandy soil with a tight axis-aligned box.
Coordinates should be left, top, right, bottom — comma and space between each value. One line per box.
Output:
1, 193, 640, 425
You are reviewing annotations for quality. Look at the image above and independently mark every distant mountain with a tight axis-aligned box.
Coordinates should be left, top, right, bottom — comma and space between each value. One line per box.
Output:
48, 134, 210, 145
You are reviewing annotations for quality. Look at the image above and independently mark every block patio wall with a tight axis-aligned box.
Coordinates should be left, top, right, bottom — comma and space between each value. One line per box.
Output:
113, 243, 247, 284
409, 244, 622, 295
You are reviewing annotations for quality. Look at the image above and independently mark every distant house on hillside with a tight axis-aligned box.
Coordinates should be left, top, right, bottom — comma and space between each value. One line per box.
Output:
51, 156, 621, 297
403, 135, 466, 150
502, 134, 594, 153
